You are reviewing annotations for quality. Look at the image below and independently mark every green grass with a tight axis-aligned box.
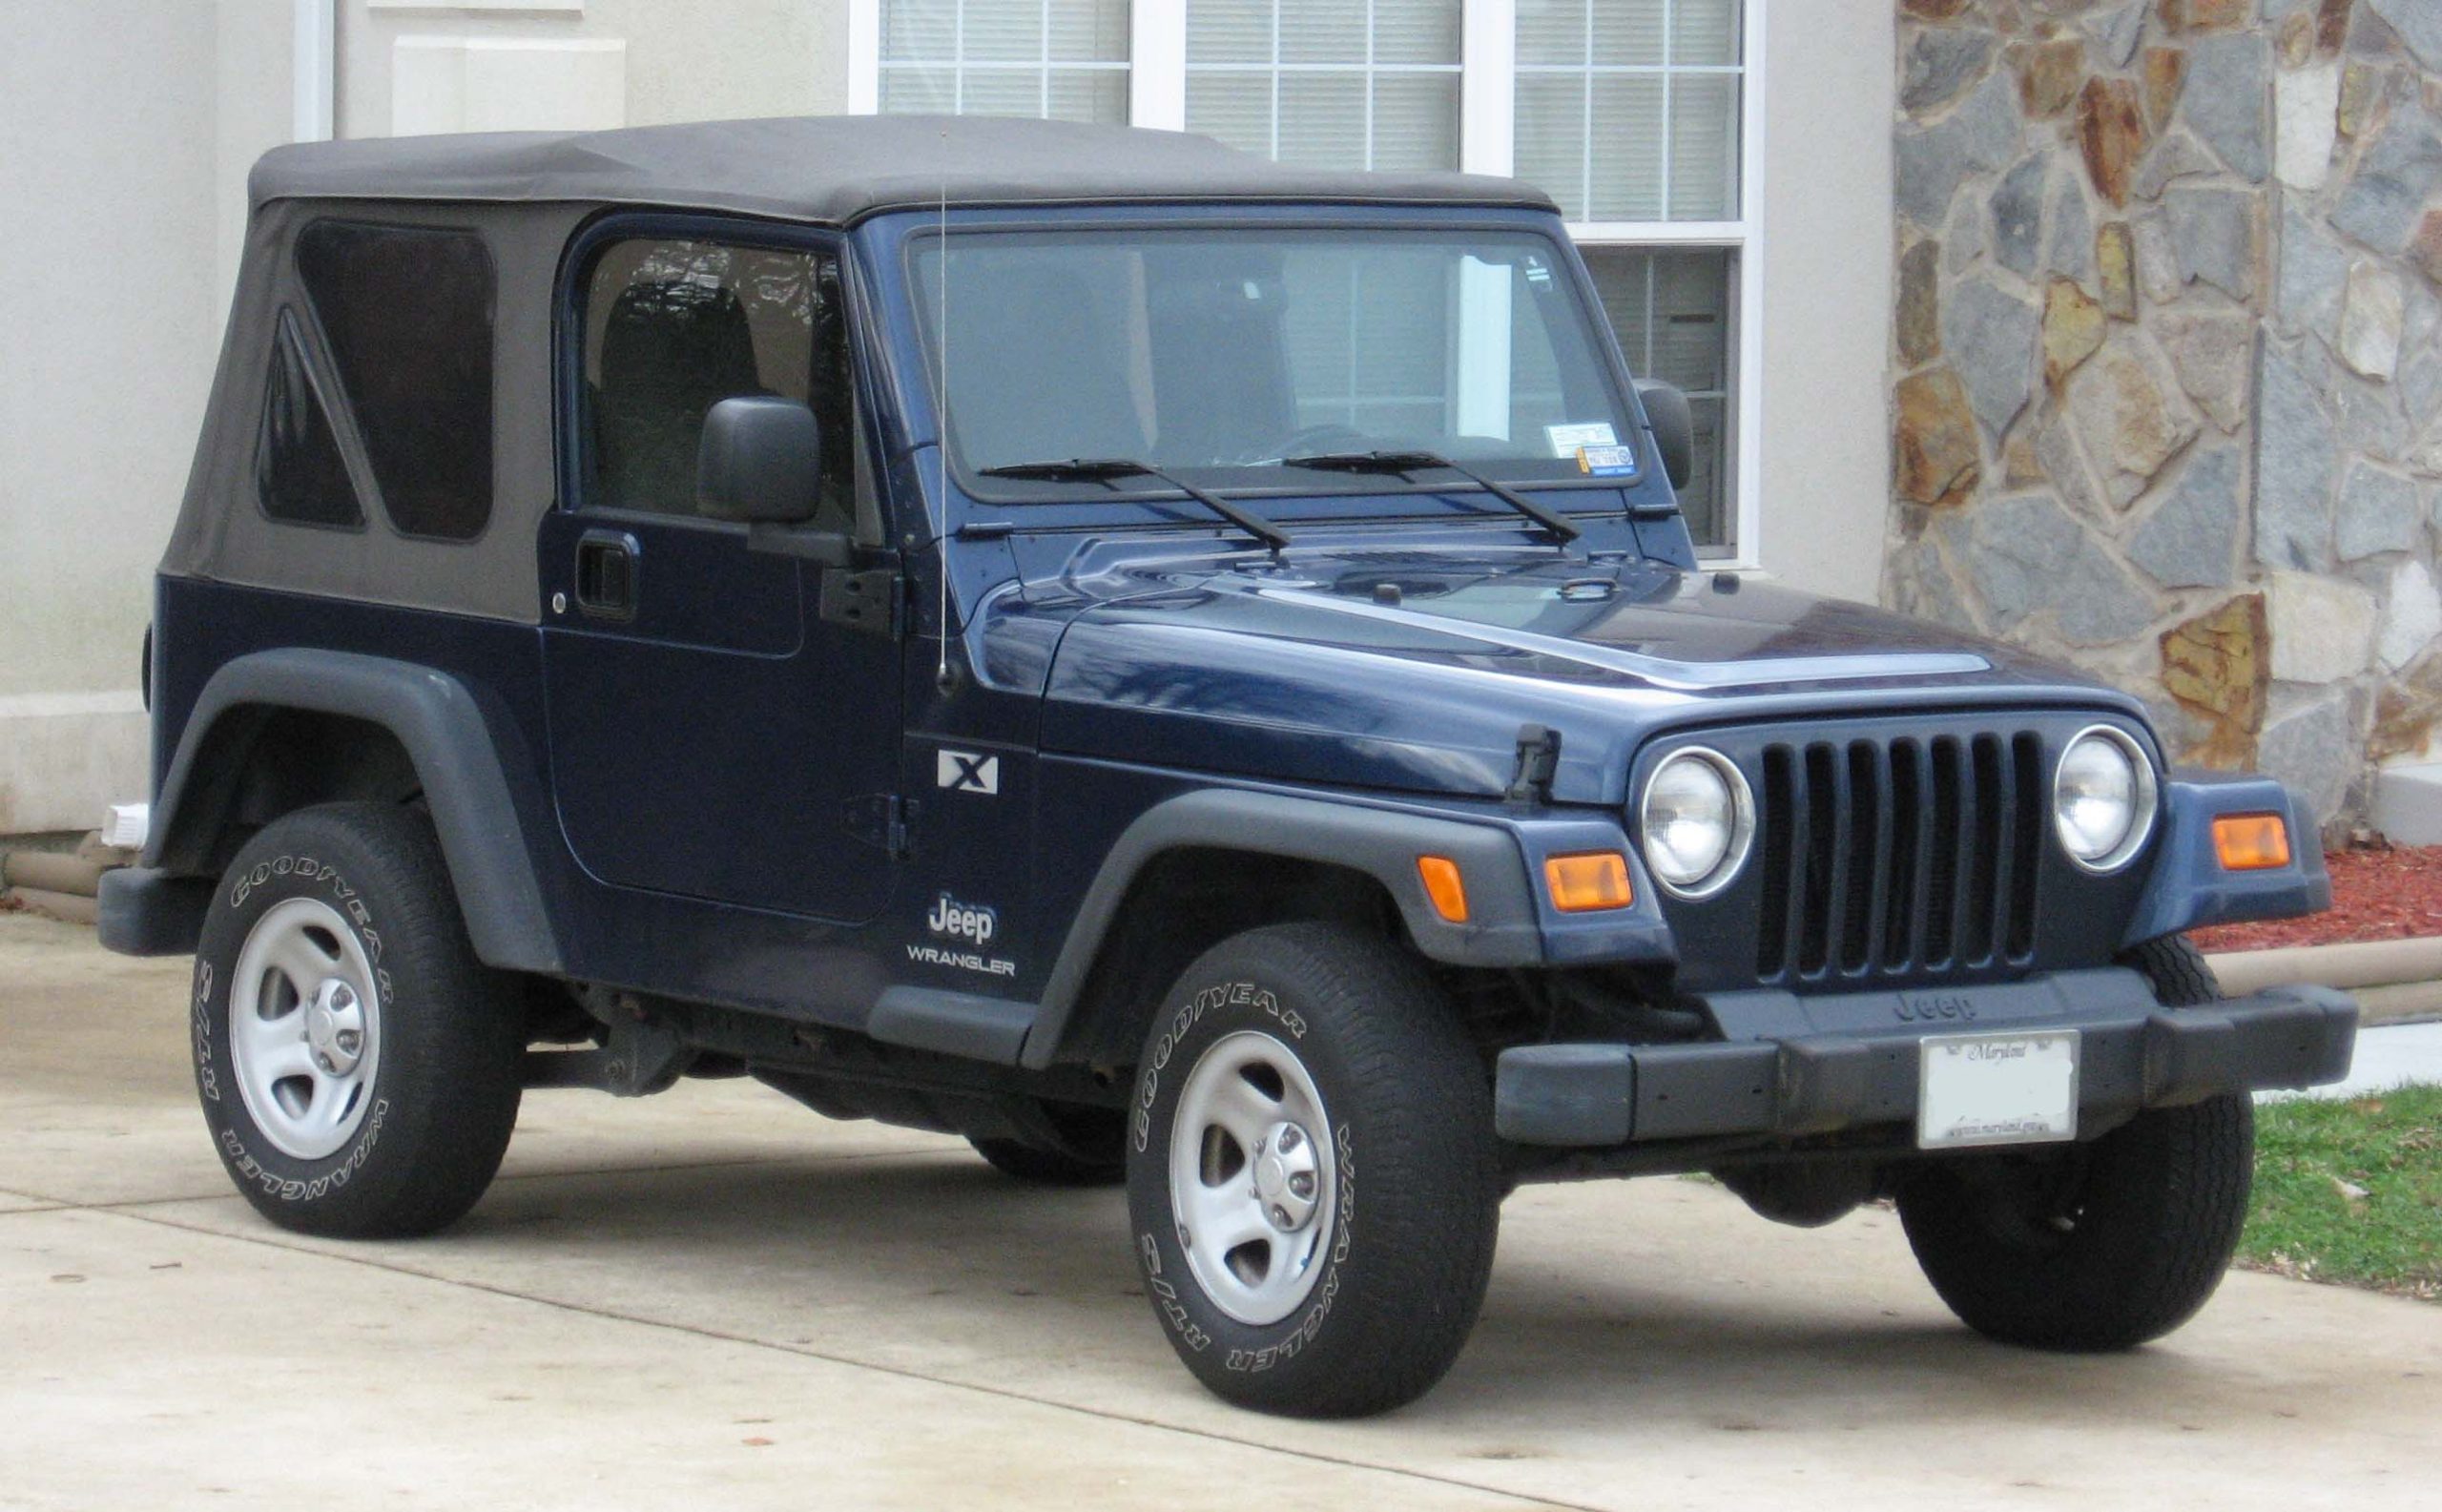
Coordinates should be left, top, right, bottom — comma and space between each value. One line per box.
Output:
2240, 1084, 2442, 1302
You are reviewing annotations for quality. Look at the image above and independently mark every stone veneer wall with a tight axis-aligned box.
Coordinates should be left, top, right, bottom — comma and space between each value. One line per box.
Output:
1883, 0, 2442, 832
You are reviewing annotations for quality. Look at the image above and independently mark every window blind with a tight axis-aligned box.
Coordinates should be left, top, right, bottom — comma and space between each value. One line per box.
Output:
1184, 0, 1462, 171
880, 0, 1130, 125
1514, 0, 1741, 222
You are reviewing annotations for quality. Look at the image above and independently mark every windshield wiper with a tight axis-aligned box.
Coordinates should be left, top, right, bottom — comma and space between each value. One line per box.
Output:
977, 457, 1292, 553
1281, 450, 1582, 545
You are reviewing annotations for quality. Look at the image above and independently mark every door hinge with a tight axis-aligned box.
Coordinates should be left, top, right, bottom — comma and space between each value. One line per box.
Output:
820, 568, 903, 639
845, 794, 915, 858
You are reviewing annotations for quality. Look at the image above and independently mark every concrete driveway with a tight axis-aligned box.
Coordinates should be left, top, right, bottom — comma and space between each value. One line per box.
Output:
3, 911, 2435, 1511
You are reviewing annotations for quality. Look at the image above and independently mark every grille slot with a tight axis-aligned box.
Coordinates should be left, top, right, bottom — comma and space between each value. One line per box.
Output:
1750, 730, 2042, 984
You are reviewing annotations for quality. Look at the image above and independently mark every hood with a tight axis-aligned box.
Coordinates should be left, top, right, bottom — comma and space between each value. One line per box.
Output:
982, 543, 2142, 805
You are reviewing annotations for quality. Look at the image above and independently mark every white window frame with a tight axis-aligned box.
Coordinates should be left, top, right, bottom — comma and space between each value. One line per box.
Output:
848, 0, 1766, 566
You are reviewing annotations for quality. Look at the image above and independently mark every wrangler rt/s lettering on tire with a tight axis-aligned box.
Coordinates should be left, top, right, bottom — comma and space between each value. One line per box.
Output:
1126, 923, 1501, 1418
194, 803, 524, 1238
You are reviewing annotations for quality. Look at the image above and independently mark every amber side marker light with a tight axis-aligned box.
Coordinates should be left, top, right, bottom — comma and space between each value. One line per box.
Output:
1417, 856, 1470, 922
1544, 852, 1635, 913
2213, 813, 2292, 871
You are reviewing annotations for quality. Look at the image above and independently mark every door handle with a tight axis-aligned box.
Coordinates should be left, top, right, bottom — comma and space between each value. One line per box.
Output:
574, 529, 639, 619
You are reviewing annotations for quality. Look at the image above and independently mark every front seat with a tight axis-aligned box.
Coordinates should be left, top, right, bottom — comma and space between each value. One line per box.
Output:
592, 280, 768, 514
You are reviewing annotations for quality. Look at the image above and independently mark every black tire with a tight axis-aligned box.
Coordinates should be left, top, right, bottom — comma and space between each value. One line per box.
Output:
1126, 922, 1501, 1418
1896, 933, 2251, 1351
2120, 932, 2221, 1006
970, 1103, 1127, 1187
193, 802, 524, 1238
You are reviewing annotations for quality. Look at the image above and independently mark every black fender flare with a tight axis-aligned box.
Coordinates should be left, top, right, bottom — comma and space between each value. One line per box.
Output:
1016, 789, 1548, 1070
145, 649, 563, 974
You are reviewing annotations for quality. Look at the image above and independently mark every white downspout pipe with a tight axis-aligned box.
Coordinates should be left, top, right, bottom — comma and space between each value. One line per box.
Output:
293, 0, 336, 142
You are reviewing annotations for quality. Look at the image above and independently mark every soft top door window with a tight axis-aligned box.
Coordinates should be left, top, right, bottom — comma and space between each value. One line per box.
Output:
578, 238, 855, 531
294, 220, 495, 541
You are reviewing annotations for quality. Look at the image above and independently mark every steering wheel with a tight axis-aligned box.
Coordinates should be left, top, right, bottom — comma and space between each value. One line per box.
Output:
1261, 423, 1374, 464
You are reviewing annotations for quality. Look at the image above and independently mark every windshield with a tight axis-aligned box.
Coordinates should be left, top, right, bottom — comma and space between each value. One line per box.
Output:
908, 227, 1638, 492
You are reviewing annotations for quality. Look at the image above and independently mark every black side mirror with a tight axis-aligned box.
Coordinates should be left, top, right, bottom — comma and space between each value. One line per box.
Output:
698, 396, 822, 525
1635, 380, 1695, 492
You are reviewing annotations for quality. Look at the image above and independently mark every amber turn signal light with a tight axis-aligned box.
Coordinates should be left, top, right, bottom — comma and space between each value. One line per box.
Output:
1417, 856, 1470, 922
1544, 852, 1635, 913
2212, 813, 2291, 871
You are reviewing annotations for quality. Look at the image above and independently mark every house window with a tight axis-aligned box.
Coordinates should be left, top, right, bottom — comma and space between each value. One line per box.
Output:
850, 0, 1761, 561
1513, 0, 1740, 221
1184, 0, 1463, 171
1512, 0, 1748, 556
1585, 246, 1732, 546
876, 0, 1131, 123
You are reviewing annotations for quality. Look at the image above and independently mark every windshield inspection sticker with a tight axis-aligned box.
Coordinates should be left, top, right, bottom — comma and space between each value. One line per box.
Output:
1545, 421, 1617, 458
1577, 443, 1639, 478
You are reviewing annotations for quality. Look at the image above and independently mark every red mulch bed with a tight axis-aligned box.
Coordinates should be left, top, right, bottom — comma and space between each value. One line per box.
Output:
2189, 844, 2442, 952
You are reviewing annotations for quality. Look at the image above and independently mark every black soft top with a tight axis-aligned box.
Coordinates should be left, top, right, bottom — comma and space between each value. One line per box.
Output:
248, 114, 1557, 224
174, 115, 1558, 627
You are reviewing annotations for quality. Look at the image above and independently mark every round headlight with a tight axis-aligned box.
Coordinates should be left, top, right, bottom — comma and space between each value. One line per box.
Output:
1641, 748, 1754, 899
2054, 726, 2158, 872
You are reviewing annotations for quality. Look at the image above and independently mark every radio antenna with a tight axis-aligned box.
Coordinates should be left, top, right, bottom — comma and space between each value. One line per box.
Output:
932, 122, 953, 689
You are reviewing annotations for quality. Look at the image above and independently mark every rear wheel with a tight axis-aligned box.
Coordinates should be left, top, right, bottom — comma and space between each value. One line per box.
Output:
1126, 922, 1500, 1418
193, 802, 524, 1237
1896, 936, 2252, 1350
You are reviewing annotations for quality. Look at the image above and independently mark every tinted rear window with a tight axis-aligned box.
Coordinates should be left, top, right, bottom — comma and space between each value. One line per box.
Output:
296, 220, 495, 540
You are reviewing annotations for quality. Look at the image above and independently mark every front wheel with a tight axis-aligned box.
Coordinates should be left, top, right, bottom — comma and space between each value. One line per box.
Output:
1126, 923, 1501, 1418
1896, 935, 2252, 1351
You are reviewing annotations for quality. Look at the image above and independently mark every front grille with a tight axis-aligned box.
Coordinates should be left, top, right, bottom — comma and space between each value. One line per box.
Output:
1752, 731, 2045, 984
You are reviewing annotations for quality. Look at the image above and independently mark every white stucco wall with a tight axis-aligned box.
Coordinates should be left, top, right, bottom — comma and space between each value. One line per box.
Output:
0, 0, 293, 834
340, 0, 853, 136
1749, 2, 1897, 606
0, 0, 851, 835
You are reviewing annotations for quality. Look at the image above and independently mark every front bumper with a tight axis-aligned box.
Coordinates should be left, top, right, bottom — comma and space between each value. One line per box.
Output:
1495, 967, 2358, 1149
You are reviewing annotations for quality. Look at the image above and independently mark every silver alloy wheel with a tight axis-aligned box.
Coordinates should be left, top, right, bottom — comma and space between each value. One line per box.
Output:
1168, 1029, 1337, 1327
229, 896, 383, 1161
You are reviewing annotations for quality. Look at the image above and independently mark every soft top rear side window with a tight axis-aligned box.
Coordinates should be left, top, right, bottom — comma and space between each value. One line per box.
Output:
255, 308, 364, 530
295, 219, 496, 541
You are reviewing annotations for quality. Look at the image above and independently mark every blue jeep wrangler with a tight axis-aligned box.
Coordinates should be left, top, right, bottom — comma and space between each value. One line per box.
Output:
103, 116, 2355, 1418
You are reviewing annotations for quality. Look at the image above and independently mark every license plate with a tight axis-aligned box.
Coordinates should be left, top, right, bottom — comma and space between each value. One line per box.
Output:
1917, 1030, 2080, 1150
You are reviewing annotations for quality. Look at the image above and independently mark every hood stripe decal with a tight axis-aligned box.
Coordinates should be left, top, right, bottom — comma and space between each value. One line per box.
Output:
1253, 587, 1992, 693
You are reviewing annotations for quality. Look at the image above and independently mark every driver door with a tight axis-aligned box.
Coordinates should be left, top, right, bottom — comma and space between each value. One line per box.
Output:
539, 226, 900, 922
